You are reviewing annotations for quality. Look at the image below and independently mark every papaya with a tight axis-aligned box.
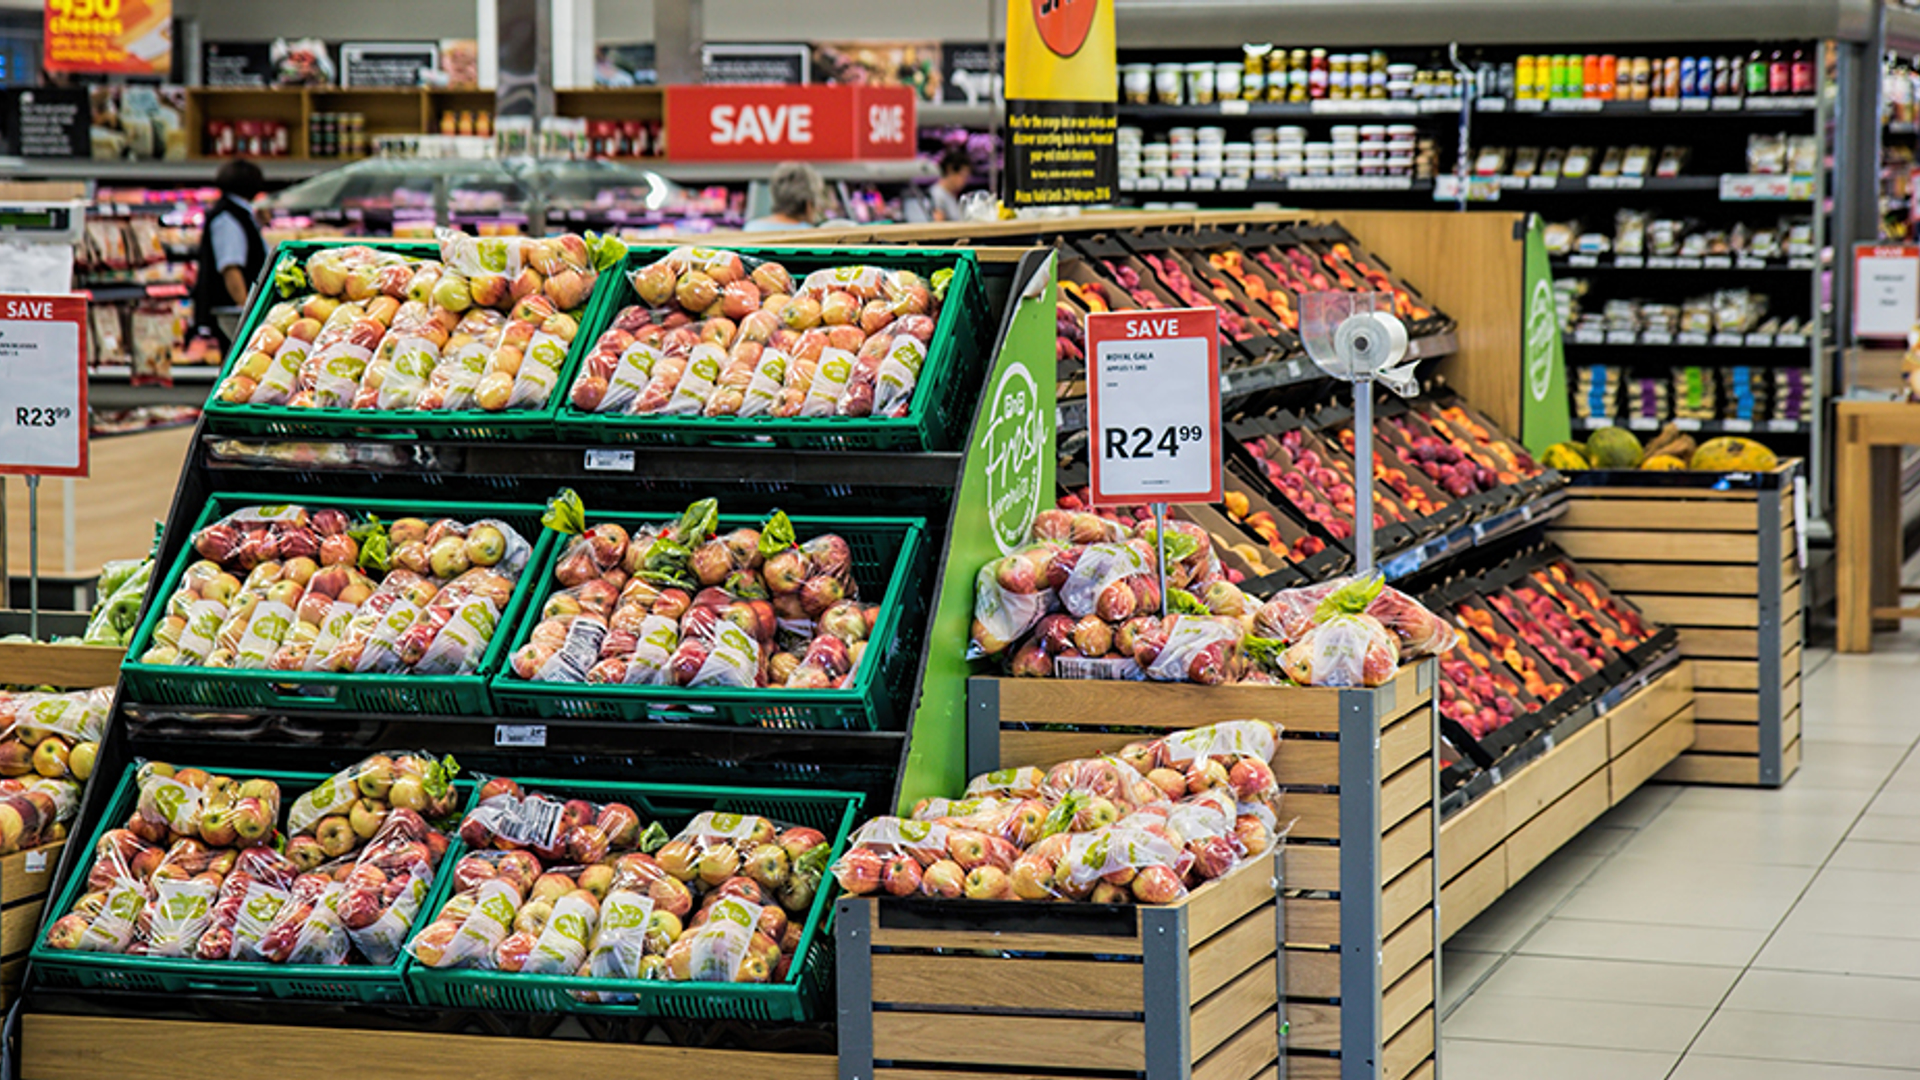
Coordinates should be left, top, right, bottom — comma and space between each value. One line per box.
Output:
1689, 436, 1778, 472
1541, 442, 1592, 471
1640, 454, 1688, 471
1584, 426, 1644, 469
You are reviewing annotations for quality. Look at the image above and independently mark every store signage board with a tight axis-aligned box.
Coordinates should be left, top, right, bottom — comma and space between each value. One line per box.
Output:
663, 85, 914, 161
701, 42, 808, 85
12, 88, 88, 158
1002, 0, 1117, 208
0, 293, 88, 477
43, 0, 170, 75
1085, 307, 1221, 507
340, 42, 439, 88
1854, 244, 1920, 341
1519, 218, 1572, 453
202, 41, 273, 86
942, 41, 1002, 104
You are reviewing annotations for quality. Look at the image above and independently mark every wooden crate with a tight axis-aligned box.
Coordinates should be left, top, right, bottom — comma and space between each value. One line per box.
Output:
1438, 662, 1694, 938
839, 850, 1281, 1080
1549, 464, 1802, 787
0, 638, 124, 690
874, 663, 1437, 1080
0, 841, 62, 1008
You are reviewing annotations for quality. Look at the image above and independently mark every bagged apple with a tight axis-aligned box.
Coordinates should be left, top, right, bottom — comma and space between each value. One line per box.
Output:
519, 888, 599, 975
417, 308, 507, 411
1058, 818, 1195, 903
1129, 720, 1280, 805
338, 810, 442, 965
830, 817, 948, 896
666, 894, 772, 982
1041, 755, 1164, 820
303, 245, 419, 300
194, 847, 300, 961
573, 887, 655, 998
408, 875, 525, 969
968, 552, 1057, 658
1139, 616, 1246, 685
286, 751, 460, 838
135, 874, 220, 957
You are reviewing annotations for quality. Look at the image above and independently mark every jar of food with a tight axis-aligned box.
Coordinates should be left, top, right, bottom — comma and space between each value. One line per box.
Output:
1121, 63, 1153, 105
1154, 63, 1185, 105
1215, 63, 1243, 100
1185, 62, 1216, 105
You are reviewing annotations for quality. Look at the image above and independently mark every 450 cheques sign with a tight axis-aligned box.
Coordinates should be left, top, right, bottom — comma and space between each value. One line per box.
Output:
44, 0, 171, 76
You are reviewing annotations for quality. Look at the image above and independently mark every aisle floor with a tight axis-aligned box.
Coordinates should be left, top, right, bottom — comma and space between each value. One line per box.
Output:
1441, 640, 1920, 1078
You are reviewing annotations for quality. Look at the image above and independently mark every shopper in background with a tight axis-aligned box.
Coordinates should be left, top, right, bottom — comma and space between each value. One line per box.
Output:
929, 147, 974, 222
743, 161, 826, 232
192, 158, 268, 352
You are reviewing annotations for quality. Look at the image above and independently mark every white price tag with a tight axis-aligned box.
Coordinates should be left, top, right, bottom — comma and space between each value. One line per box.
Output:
1673, 418, 1702, 431
1777, 333, 1808, 348
1549, 98, 1603, 112
1712, 96, 1744, 111
1737, 256, 1767, 270
1712, 332, 1746, 347
1573, 329, 1604, 345
1218, 99, 1250, 116
1568, 255, 1597, 268
1086, 309, 1222, 506
1649, 97, 1680, 112
24, 849, 46, 873
1680, 97, 1710, 111
1642, 331, 1674, 346
1674, 256, 1701, 268
1721, 418, 1754, 432
1478, 97, 1509, 112
1162, 176, 1188, 192
1606, 330, 1638, 345
1514, 98, 1546, 112
1745, 333, 1775, 347
494, 724, 548, 748
1188, 176, 1217, 192
584, 448, 636, 472
1677, 332, 1710, 346
1529, 175, 1558, 190
1646, 256, 1676, 269
1628, 417, 1660, 431
1613, 255, 1644, 269
0, 295, 88, 478
1704, 256, 1733, 269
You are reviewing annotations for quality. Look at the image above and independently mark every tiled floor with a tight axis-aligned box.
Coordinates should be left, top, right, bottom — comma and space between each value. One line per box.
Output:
1441, 638, 1920, 1077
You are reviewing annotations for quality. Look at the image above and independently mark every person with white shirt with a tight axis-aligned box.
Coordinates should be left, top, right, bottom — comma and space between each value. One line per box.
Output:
191, 159, 267, 352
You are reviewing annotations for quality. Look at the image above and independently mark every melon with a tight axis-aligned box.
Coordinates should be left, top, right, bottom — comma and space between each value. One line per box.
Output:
1689, 436, 1778, 472
1640, 454, 1687, 471
1541, 442, 1591, 471
1584, 426, 1644, 469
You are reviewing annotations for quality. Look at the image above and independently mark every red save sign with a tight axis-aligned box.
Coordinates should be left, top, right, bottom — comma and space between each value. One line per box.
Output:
1085, 307, 1220, 507
0, 293, 89, 478
665, 84, 916, 161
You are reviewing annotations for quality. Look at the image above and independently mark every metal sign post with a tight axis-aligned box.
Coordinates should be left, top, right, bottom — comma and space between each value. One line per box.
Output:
25, 476, 37, 640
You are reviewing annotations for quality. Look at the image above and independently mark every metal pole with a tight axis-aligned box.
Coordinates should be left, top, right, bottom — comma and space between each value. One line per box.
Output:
26, 475, 38, 641
1353, 380, 1375, 575
1153, 502, 1169, 615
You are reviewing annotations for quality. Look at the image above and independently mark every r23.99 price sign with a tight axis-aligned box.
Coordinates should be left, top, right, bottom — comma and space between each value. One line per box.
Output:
0, 295, 89, 478
1084, 307, 1221, 507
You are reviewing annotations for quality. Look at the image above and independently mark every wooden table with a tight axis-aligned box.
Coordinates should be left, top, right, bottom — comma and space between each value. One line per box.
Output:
1835, 401, 1920, 652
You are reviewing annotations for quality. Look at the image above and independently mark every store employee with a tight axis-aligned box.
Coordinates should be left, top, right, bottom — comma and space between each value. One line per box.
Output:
193, 159, 268, 352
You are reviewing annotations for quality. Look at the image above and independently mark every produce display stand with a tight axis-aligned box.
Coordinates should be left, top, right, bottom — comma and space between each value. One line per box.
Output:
1549, 463, 1803, 786
1438, 658, 1694, 937
856, 664, 1440, 1080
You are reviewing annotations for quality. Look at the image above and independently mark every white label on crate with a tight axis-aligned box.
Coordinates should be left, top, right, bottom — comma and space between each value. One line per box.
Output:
1646, 256, 1676, 268
1713, 96, 1744, 111
25, 850, 46, 873
1681, 97, 1710, 111
1500, 175, 1527, 189
1777, 333, 1808, 348
1745, 333, 1775, 347
494, 724, 548, 748
1529, 175, 1557, 190
1721, 418, 1754, 432
1737, 256, 1768, 270
584, 449, 635, 472
1675, 256, 1702, 268
1768, 418, 1802, 432
1221, 176, 1249, 191
1573, 329, 1604, 344
1628, 417, 1660, 431
1478, 97, 1509, 112
1514, 98, 1545, 112
1674, 418, 1703, 431
1189, 176, 1218, 191
1713, 332, 1746, 347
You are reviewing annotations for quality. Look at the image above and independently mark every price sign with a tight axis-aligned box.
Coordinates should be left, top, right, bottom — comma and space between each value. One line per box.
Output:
1085, 308, 1221, 507
0, 294, 87, 477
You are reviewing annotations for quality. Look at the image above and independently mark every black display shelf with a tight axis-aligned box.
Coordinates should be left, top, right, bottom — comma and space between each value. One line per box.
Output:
1551, 254, 1816, 273
1118, 99, 1464, 121
1563, 328, 1810, 349
1474, 94, 1817, 116
1379, 488, 1571, 582
1570, 415, 1810, 436
1119, 176, 1434, 195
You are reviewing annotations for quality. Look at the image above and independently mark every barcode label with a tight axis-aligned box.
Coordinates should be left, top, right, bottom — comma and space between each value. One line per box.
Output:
497, 794, 565, 849
584, 449, 635, 472
495, 723, 548, 747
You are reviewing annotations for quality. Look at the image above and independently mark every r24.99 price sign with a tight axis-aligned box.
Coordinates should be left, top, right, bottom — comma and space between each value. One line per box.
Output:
1085, 308, 1221, 507
0, 295, 89, 478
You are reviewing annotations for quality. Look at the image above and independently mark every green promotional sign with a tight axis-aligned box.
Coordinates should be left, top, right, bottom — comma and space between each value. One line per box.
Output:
1520, 216, 1572, 454
896, 251, 1058, 811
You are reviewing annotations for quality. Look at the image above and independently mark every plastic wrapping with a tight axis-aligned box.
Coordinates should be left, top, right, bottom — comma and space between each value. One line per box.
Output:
1278, 578, 1401, 688
285, 751, 461, 838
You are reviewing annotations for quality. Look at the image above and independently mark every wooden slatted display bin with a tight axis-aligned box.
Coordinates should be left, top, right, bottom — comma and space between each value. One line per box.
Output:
834, 662, 1438, 1080
1437, 660, 1695, 938
0, 637, 115, 1006
1549, 463, 1803, 787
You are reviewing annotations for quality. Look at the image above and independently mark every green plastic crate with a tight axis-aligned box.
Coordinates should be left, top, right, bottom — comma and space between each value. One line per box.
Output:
199, 239, 617, 442
487, 513, 929, 729
29, 763, 472, 1004
403, 776, 861, 1021
553, 246, 990, 451
119, 492, 557, 715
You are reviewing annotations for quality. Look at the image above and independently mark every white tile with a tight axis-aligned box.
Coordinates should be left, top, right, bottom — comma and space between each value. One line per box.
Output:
1441, 1037, 1676, 1080
1866, 790, 1920, 817
1777, 897, 1920, 941
1668, 784, 1876, 817
1608, 807, 1854, 867
1724, 967, 1920, 1024
1754, 927, 1920, 980
1446, 992, 1711, 1051
1447, 854, 1603, 954
1693, 1009, 1920, 1072
1597, 783, 1680, 829
1440, 946, 1500, 1013
1518, 917, 1769, 967
1827, 839, 1920, 873
1673, 1055, 1920, 1079
1469, 953, 1740, 1007
1851, 815, 1920, 844
1801, 866, 1920, 906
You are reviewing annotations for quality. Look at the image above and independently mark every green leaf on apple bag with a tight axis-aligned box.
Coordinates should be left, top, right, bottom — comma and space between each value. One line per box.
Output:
1243, 634, 1287, 674
543, 488, 588, 536
636, 821, 669, 854
422, 755, 460, 797
671, 498, 720, 546
1139, 525, 1202, 564
353, 517, 391, 574
1038, 791, 1087, 841
1316, 573, 1385, 623
273, 259, 308, 299
587, 233, 628, 274
758, 510, 797, 559
1167, 588, 1210, 617
931, 267, 953, 304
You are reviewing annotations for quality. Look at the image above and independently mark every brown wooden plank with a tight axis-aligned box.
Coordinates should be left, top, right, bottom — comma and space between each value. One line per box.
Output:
1691, 720, 1762, 755
1405, 1060, 1436, 1080
1286, 1002, 1340, 1052
1285, 947, 1339, 998
1693, 660, 1759, 691
1439, 786, 1506, 879
1381, 712, 1432, 781
1382, 907, 1433, 987
1556, 499, 1758, 531
1679, 626, 1759, 658
1383, 858, 1433, 938
1192, 1014, 1279, 1080
1190, 904, 1278, 1004
1551, 529, 1758, 563
1287, 793, 1341, 841
1507, 771, 1610, 884
1503, 718, 1607, 827
1694, 691, 1760, 722
1782, 610, 1804, 653
1605, 663, 1694, 756
1192, 958, 1279, 1061
1440, 846, 1505, 941
1571, 485, 1762, 500
0, 956, 21, 1010
0, 841, 61, 906
1275, 738, 1338, 787
1383, 808, 1433, 884
871, 955, 1137, 1013
1784, 707, 1802, 747
989, 667, 1426, 735
1383, 960, 1435, 1048
1283, 845, 1338, 892
1785, 736, 1802, 777
1658, 753, 1760, 785
1629, 594, 1761, 628
1279, 1057, 1338, 1080
1782, 644, 1803, 687
870, 918, 1142, 957
1, 900, 42, 960
879, 1072, 1091, 1080
1578, 562, 1759, 594
998, 731, 1141, 772
0, 643, 122, 689
1381, 757, 1433, 832
1188, 853, 1280, 946
1611, 707, 1696, 802
1285, 898, 1339, 947
1384, 1009, 1435, 1080
872, 1012, 1144, 1071
1784, 674, 1802, 717
20, 1015, 838, 1080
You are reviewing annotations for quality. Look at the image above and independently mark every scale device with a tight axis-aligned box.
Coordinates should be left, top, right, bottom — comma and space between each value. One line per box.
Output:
0, 198, 85, 293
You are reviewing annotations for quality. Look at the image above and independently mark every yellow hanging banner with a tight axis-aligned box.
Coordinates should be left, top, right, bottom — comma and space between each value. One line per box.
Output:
1005, 0, 1115, 101
1002, 0, 1117, 207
